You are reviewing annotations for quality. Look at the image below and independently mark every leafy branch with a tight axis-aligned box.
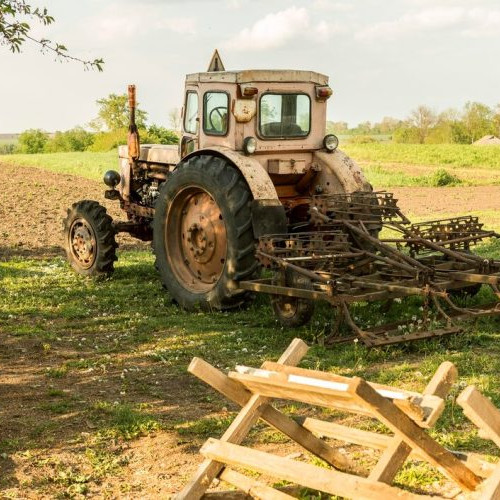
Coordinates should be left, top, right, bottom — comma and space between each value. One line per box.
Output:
0, 0, 104, 71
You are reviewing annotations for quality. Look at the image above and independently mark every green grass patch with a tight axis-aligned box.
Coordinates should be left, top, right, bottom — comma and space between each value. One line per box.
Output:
342, 143, 500, 169
0, 151, 116, 181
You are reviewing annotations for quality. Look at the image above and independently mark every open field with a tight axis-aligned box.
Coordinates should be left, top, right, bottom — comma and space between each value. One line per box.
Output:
0, 152, 116, 182
2, 155, 500, 497
3, 144, 500, 188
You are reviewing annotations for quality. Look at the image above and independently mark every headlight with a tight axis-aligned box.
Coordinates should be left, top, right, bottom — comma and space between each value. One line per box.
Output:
243, 136, 257, 155
323, 134, 339, 152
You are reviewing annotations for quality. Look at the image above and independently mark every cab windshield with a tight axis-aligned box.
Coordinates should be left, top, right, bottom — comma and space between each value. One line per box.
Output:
259, 93, 311, 138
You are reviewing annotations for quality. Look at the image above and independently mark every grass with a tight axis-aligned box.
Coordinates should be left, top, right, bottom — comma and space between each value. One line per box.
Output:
0, 151, 116, 181
1, 143, 500, 188
2, 249, 500, 496
342, 143, 500, 169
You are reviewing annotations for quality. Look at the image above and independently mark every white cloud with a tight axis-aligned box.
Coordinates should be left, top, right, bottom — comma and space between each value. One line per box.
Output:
356, 7, 464, 41
356, 6, 500, 42
93, 4, 197, 41
223, 6, 337, 51
462, 8, 500, 37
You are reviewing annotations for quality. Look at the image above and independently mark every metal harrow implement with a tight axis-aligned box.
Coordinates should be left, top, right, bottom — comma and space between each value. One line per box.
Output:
238, 192, 500, 346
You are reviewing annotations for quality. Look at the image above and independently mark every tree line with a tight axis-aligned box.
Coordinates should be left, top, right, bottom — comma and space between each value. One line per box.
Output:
1, 93, 181, 154
327, 101, 500, 144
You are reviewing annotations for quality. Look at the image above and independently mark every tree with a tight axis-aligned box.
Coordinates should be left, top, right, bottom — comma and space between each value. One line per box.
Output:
168, 108, 182, 132
0, 1, 103, 70
18, 128, 48, 153
462, 101, 494, 143
90, 93, 148, 131
147, 124, 179, 145
492, 104, 500, 138
45, 127, 94, 152
408, 106, 437, 144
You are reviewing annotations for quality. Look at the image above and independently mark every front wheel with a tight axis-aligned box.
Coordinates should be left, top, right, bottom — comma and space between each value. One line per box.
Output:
153, 155, 258, 310
63, 200, 117, 277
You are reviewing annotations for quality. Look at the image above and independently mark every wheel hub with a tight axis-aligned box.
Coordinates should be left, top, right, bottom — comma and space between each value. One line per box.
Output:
69, 219, 96, 269
166, 187, 227, 291
187, 219, 216, 264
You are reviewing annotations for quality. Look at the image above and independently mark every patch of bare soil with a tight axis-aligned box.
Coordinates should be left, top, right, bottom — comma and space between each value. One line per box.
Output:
391, 185, 500, 218
0, 163, 146, 259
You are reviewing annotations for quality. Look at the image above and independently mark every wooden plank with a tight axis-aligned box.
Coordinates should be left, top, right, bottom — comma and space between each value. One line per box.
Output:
201, 438, 437, 500
300, 417, 495, 479
457, 385, 500, 449
262, 362, 421, 398
347, 377, 481, 492
477, 463, 500, 500
219, 468, 295, 500
229, 371, 437, 426
260, 363, 445, 428
202, 485, 301, 499
368, 362, 457, 484
188, 356, 358, 473
369, 440, 412, 483
174, 338, 309, 500
422, 362, 458, 399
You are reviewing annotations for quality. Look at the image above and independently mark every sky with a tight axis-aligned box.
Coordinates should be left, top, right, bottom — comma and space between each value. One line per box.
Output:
1, 0, 499, 133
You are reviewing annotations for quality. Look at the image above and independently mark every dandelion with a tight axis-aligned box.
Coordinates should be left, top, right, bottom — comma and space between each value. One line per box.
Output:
394, 298, 402, 304
353, 338, 359, 343
412, 316, 417, 322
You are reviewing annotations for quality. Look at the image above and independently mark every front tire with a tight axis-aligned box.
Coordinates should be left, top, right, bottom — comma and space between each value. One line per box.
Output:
63, 200, 117, 277
153, 155, 258, 310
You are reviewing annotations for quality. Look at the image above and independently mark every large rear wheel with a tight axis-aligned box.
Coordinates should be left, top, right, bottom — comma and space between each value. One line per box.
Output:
153, 155, 258, 310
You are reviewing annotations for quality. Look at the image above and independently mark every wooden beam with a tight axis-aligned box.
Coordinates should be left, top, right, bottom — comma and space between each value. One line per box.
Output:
174, 338, 309, 500
201, 484, 301, 499
258, 363, 447, 429
347, 377, 480, 492
369, 440, 412, 484
369, 362, 457, 484
201, 438, 437, 500
300, 417, 495, 479
457, 385, 500, 449
188, 356, 358, 473
229, 369, 440, 427
476, 463, 500, 500
219, 468, 296, 500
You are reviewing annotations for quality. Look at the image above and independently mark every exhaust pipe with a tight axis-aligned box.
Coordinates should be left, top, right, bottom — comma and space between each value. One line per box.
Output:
127, 84, 140, 163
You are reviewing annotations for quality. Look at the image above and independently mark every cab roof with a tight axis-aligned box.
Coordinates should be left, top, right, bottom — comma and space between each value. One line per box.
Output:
185, 69, 329, 86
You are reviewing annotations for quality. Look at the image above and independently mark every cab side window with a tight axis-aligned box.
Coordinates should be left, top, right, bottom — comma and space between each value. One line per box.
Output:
184, 91, 199, 134
203, 92, 229, 136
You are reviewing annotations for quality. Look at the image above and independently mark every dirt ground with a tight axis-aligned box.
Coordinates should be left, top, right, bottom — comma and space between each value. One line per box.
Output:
2, 163, 500, 498
2, 163, 500, 259
0, 163, 145, 259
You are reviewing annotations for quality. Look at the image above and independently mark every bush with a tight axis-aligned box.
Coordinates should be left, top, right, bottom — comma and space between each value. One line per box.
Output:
89, 129, 128, 152
430, 169, 461, 187
146, 124, 179, 145
0, 143, 16, 154
89, 125, 179, 152
45, 127, 94, 152
347, 135, 377, 144
18, 129, 49, 153
393, 126, 420, 144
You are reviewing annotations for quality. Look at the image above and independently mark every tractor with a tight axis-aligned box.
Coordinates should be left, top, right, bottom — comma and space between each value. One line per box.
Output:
63, 51, 373, 319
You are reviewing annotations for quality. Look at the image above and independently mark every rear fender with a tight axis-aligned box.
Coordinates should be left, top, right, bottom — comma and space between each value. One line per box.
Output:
181, 147, 286, 237
312, 150, 372, 194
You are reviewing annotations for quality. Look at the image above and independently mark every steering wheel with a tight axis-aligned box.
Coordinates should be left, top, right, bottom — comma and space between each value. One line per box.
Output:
208, 106, 228, 131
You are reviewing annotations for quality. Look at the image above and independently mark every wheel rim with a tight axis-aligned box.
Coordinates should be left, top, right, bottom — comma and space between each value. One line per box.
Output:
274, 298, 299, 319
69, 218, 96, 269
166, 186, 227, 292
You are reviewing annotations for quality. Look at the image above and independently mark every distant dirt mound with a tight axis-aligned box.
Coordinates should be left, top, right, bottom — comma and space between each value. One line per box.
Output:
473, 135, 500, 146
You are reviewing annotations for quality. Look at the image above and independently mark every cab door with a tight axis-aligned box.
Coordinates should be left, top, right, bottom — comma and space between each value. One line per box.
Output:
181, 88, 199, 158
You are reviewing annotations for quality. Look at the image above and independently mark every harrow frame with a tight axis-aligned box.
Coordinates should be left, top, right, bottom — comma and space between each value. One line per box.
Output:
238, 192, 500, 346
